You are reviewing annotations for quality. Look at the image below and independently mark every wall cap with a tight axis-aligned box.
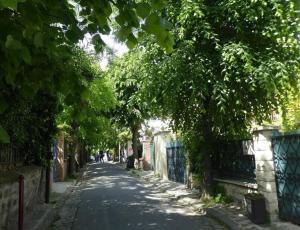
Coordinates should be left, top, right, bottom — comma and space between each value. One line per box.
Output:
252, 126, 280, 133
153, 130, 172, 136
214, 178, 258, 190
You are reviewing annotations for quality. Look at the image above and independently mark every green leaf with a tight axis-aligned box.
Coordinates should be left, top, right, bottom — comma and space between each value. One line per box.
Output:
137, 31, 146, 41
81, 89, 90, 100
117, 26, 132, 41
124, 9, 139, 27
136, 2, 151, 19
0, 0, 25, 10
21, 47, 31, 64
0, 125, 10, 144
102, 3, 112, 16
5, 35, 22, 50
87, 23, 98, 34
66, 25, 84, 43
34, 32, 43, 48
115, 13, 126, 26
150, 0, 166, 9
156, 32, 174, 53
126, 34, 138, 49
0, 98, 8, 114
23, 26, 35, 39
160, 18, 172, 30
92, 34, 105, 53
144, 13, 161, 34
5, 69, 16, 85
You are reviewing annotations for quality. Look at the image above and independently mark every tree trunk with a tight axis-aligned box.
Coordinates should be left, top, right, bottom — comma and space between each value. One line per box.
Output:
201, 147, 213, 198
68, 143, 75, 176
74, 141, 80, 172
131, 125, 139, 168
201, 99, 214, 198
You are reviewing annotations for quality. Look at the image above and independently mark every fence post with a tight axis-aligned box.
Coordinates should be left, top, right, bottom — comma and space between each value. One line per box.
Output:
18, 175, 24, 230
253, 127, 279, 222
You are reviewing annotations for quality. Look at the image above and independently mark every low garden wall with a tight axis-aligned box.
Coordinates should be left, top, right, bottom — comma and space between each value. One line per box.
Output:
0, 166, 45, 229
215, 178, 258, 205
213, 127, 280, 222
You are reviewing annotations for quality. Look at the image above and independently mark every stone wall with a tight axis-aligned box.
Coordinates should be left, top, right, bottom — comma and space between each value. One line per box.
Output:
0, 166, 44, 229
215, 179, 258, 206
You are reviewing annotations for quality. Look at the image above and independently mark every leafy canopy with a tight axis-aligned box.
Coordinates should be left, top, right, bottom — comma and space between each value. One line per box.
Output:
143, 0, 300, 140
0, 0, 173, 143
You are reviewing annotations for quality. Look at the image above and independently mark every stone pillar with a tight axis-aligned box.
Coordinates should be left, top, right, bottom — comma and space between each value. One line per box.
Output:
253, 127, 279, 222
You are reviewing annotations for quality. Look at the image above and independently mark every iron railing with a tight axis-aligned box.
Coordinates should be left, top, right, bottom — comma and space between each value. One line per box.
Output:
212, 140, 256, 182
272, 133, 300, 225
166, 142, 187, 184
0, 144, 23, 165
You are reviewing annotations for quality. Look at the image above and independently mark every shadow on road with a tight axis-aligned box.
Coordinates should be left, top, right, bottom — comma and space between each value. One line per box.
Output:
72, 163, 225, 230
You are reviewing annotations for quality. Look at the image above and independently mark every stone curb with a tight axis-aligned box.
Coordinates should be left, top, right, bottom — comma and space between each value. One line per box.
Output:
205, 207, 242, 230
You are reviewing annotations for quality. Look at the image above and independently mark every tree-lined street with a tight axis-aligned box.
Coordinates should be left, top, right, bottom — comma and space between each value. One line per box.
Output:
52, 163, 226, 230
0, 0, 299, 229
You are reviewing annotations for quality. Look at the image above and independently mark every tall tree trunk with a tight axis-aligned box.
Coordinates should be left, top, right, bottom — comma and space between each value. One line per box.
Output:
68, 143, 75, 176
201, 146, 213, 198
74, 141, 80, 172
131, 126, 139, 160
201, 99, 214, 198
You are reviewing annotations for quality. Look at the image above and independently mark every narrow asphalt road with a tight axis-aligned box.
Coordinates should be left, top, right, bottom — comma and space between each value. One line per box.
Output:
71, 163, 225, 230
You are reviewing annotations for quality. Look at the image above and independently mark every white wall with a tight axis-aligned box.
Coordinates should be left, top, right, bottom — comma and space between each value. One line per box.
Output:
153, 131, 175, 180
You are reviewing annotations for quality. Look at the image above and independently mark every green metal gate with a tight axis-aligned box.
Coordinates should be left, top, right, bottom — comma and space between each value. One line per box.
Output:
272, 132, 300, 225
166, 142, 186, 184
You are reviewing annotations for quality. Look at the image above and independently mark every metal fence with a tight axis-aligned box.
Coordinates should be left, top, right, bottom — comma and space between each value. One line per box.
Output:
212, 140, 256, 182
0, 144, 23, 166
166, 142, 187, 184
272, 133, 300, 225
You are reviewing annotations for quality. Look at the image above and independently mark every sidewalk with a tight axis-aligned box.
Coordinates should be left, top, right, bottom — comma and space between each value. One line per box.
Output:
48, 180, 82, 230
6, 180, 76, 230
126, 166, 300, 230
48, 165, 89, 230
11, 166, 86, 230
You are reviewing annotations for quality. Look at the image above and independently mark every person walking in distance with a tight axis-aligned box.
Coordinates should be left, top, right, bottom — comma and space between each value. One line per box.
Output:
99, 150, 104, 163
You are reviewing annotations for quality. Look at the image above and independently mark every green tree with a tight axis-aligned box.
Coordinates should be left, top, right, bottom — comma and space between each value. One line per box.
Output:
142, 0, 300, 196
281, 79, 300, 131
56, 49, 117, 158
0, 0, 173, 143
108, 51, 150, 160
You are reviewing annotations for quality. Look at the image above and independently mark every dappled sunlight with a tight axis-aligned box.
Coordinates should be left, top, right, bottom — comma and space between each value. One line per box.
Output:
72, 163, 212, 230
